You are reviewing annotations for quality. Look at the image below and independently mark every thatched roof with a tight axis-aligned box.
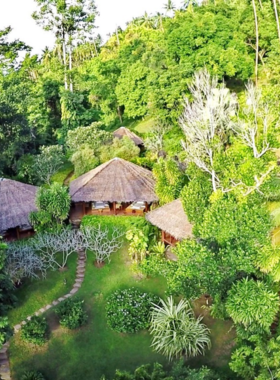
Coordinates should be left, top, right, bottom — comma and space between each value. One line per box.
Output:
146, 199, 193, 240
0, 179, 38, 233
70, 158, 158, 203
113, 127, 144, 146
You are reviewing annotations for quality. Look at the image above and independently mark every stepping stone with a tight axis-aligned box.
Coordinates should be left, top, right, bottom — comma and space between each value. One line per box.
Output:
77, 274, 84, 278
70, 288, 78, 295
26, 316, 32, 321
0, 358, 9, 366
0, 366, 10, 374
73, 283, 81, 288
38, 308, 45, 314
75, 278, 83, 283
77, 267, 85, 271
34, 312, 40, 316
21, 321, 26, 326
64, 294, 71, 298
52, 301, 59, 306
13, 325, 21, 332
45, 305, 51, 310
58, 297, 64, 302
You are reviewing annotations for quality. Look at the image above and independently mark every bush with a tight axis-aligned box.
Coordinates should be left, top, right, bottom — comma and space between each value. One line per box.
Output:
106, 288, 159, 333
21, 316, 48, 345
55, 298, 88, 329
21, 370, 45, 380
81, 215, 158, 245
81, 215, 148, 232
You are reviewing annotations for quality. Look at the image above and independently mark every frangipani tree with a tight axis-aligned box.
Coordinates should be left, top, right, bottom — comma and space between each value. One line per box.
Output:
179, 69, 238, 192
82, 226, 124, 265
180, 69, 278, 196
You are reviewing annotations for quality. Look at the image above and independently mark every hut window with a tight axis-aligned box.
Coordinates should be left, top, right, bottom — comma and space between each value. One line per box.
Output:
92, 201, 109, 210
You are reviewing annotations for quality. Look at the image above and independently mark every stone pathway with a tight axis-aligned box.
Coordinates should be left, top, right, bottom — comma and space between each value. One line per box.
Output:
0, 251, 86, 380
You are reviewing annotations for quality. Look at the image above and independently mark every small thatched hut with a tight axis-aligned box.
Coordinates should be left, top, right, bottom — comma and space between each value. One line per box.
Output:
113, 127, 144, 148
0, 179, 38, 240
146, 199, 193, 246
69, 157, 158, 221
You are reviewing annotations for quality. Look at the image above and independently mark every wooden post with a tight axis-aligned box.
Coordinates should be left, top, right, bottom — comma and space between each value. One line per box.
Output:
16, 227, 20, 240
161, 230, 164, 243
82, 202, 86, 216
113, 202, 116, 215
145, 202, 149, 212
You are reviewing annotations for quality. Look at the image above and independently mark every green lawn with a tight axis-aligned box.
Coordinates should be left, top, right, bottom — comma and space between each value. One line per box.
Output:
128, 117, 155, 134
8, 254, 77, 326
51, 162, 74, 185
9, 247, 235, 380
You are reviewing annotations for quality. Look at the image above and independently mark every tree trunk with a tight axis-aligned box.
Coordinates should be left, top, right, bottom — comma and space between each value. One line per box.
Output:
115, 27, 120, 46
117, 106, 123, 123
62, 31, 68, 90
211, 170, 217, 192
93, 39, 98, 56
69, 43, 73, 92
273, 0, 280, 45
252, 0, 259, 85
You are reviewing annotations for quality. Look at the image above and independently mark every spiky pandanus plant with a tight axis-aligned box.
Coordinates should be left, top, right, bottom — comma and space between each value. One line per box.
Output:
21, 371, 45, 380
150, 296, 211, 360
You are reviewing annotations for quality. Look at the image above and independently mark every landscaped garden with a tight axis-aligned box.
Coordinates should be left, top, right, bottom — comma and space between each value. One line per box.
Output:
4, 5, 280, 377
8, 244, 235, 380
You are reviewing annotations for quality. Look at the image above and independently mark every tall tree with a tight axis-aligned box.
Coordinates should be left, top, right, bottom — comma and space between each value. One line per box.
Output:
251, 0, 259, 84
0, 27, 30, 69
32, 0, 98, 90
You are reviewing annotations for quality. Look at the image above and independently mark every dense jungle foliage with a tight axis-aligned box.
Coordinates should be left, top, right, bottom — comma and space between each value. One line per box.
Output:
3, 0, 280, 378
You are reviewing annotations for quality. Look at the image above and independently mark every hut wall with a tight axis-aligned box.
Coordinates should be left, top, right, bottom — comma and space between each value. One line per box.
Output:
161, 230, 179, 246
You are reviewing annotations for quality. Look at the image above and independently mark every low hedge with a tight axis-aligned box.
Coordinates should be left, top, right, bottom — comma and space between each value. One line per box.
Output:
81, 215, 149, 232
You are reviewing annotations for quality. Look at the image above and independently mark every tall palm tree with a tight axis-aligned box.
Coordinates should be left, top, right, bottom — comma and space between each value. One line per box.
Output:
150, 297, 211, 360
164, 0, 176, 16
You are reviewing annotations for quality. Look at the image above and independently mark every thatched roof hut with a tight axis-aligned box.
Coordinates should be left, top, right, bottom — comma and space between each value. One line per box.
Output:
70, 157, 158, 203
0, 179, 38, 233
146, 199, 193, 241
113, 127, 144, 147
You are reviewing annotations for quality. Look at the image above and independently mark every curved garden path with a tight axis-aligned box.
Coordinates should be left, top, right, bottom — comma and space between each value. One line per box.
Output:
0, 250, 86, 380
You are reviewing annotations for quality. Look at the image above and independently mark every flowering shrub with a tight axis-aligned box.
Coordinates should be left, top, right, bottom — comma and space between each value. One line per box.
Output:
106, 288, 159, 333
21, 316, 48, 345
55, 298, 88, 329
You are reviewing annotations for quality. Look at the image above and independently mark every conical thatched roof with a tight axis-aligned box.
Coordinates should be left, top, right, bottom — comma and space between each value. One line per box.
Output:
70, 158, 158, 203
113, 127, 144, 146
0, 179, 38, 233
146, 199, 193, 241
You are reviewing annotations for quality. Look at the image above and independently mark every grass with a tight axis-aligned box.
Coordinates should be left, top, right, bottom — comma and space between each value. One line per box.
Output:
51, 162, 74, 185
8, 254, 77, 326
128, 117, 155, 134
9, 247, 235, 380
190, 298, 236, 373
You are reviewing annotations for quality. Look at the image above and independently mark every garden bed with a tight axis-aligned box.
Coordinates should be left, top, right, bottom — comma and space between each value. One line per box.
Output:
9, 247, 235, 379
